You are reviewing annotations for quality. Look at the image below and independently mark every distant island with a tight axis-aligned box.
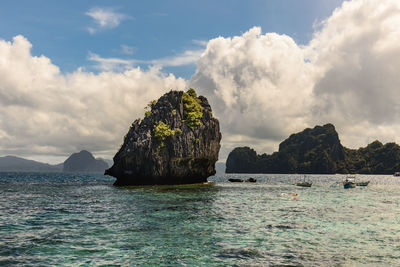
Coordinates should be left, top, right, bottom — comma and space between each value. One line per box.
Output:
226, 123, 400, 174
0, 156, 63, 172
63, 150, 108, 173
0, 150, 109, 173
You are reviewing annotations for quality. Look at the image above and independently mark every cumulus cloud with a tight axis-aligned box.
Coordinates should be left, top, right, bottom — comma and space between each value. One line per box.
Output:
0, 35, 185, 161
190, 0, 400, 157
190, 27, 316, 155
308, 0, 400, 147
1, 0, 400, 163
85, 7, 128, 33
88, 52, 137, 72
89, 48, 203, 72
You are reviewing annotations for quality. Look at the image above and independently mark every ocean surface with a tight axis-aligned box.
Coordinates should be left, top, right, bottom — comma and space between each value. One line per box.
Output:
1, 172, 400, 266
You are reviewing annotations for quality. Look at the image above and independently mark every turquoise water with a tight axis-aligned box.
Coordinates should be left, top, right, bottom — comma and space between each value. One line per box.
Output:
1, 172, 400, 266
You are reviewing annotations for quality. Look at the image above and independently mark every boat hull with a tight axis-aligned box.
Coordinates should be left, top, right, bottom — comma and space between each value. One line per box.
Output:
343, 182, 356, 189
296, 182, 312, 187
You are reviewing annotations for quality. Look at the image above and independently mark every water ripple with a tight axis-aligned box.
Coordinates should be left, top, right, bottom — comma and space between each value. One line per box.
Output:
1, 172, 400, 265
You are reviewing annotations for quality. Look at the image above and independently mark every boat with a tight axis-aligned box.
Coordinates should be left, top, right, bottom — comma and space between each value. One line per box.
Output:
394, 172, 400, 176
295, 175, 312, 187
356, 181, 370, 186
228, 178, 244, 183
228, 177, 257, 183
295, 181, 312, 187
343, 175, 356, 189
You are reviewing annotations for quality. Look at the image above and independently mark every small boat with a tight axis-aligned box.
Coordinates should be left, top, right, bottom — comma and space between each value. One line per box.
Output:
356, 181, 370, 186
394, 172, 400, 177
295, 181, 312, 187
245, 177, 257, 183
295, 175, 312, 187
228, 178, 244, 183
343, 175, 356, 189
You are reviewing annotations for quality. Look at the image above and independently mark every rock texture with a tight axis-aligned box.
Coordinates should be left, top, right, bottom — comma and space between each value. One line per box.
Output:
226, 123, 400, 174
105, 89, 221, 185
63, 150, 108, 173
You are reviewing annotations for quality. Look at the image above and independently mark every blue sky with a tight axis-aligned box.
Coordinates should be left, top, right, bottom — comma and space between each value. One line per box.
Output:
2, 0, 399, 163
0, 0, 343, 78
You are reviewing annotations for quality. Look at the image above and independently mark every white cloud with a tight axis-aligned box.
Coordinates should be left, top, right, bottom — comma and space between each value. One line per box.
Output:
192, 40, 208, 47
88, 52, 137, 72
307, 0, 400, 148
148, 49, 203, 67
190, 0, 400, 159
190, 27, 316, 156
89, 48, 203, 72
0, 35, 186, 161
85, 7, 128, 33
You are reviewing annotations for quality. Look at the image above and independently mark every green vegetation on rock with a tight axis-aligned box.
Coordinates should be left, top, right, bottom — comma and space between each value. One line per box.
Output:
175, 128, 182, 135
148, 100, 157, 108
182, 88, 203, 129
144, 99, 157, 117
153, 121, 175, 148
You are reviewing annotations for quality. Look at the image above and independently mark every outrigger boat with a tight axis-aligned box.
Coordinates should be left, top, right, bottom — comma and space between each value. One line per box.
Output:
355, 181, 370, 186
295, 175, 312, 187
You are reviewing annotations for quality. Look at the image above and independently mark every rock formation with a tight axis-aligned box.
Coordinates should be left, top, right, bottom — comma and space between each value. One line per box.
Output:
105, 89, 221, 185
63, 150, 108, 173
226, 123, 400, 174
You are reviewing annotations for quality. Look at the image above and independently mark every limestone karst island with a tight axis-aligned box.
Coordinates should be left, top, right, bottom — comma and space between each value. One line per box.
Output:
226, 124, 400, 174
105, 88, 221, 186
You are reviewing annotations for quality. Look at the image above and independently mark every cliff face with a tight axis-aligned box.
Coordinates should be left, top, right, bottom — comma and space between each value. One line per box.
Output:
105, 89, 221, 185
226, 123, 400, 174
63, 150, 108, 173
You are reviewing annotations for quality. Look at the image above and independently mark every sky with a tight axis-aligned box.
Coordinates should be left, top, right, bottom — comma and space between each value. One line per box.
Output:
1, 0, 400, 164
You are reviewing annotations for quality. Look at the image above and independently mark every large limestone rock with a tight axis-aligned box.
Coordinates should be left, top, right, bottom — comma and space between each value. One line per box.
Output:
105, 89, 221, 185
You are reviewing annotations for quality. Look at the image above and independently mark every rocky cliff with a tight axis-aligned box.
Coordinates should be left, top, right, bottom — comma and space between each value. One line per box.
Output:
105, 89, 221, 185
63, 150, 108, 173
226, 123, 400, 174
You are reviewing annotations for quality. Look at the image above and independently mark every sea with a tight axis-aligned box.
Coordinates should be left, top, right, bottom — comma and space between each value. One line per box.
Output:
1, 172, 400, 266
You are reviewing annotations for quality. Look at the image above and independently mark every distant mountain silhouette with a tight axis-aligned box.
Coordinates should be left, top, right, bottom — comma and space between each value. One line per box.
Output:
63, 150, 108, 173
0, 156, 62, 172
